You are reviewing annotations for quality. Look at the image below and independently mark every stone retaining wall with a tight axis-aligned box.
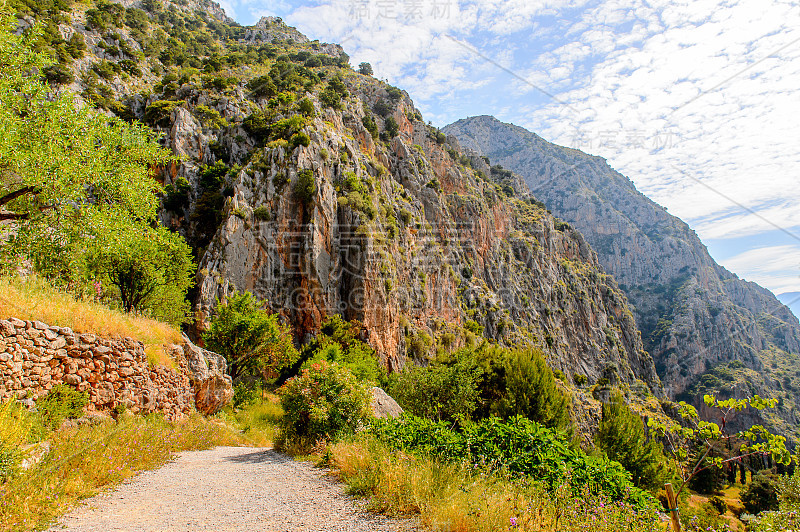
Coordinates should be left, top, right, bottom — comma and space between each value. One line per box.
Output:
0, 317, 232, 419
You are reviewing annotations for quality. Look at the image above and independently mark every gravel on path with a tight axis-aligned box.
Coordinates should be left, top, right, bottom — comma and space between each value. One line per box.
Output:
47, 446, 419, 532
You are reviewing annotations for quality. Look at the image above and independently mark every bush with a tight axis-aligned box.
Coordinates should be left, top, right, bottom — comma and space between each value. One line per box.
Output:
358, 62, 373, 75
488, 348, 571, 431
391, 350, 482, 422
43, 64, 74, 85
596, 393, 668, 490
384, 116, 399, 138
277, 361, 371, 452
297, 97, 315, 116
372, 414, 654, 508
294, 169, 316, 204
253, 205, 271, 222
742, 473, 780, 514
361, 114, 378, 139
303, 316, 383, 384
289, 131, 310, 149
143, 100, 184, 126
203, 291, 300, 382
34, 384, 88, 434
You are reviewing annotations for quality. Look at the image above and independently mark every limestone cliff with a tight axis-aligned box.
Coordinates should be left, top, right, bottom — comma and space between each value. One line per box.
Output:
25, 1, 662, 406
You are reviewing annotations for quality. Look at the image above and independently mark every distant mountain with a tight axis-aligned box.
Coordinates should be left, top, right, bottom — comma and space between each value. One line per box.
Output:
779, 293, 800, 321
445, 116, 800, 436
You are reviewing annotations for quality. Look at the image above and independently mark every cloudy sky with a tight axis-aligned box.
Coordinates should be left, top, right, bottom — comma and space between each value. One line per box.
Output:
218, 0, 800, 296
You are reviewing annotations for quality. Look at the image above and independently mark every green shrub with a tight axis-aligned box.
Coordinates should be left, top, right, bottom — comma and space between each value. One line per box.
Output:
289, 131, 310, 149
384, 116, 399, 138
253, 205, 271, 222
361, 114, 378, 139
34, 384, 88, 434
203, 291, 300, 382
742, 473, 780, 514
391, 350, 482, 422
303, 316, 383, 384
294, 169, 316, 204
371, 414, 654, 509
143, 100, 184, 126
43, 64, 74, 85
277, 360, 371, 452
297, 97, 315, 116
488, 348, 571, 431
163, 176, 191, 213
596, 393, 669, 490
193, 105, 228, 129
358, 62, 373, 75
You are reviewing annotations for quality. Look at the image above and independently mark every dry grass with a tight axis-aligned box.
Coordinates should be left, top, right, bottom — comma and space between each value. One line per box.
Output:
0, 413, 245, 532
329, 437, 664, 532
0, 276, 182, 366
222, 394, 283, 447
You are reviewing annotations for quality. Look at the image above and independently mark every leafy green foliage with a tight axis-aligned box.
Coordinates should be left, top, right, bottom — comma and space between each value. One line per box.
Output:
319, 75, 348, 109
278, 360, 371, 452
34, 384, 88, 434
372, 414, 654, 508
596, 393, 669, 490
303, 316, 383, 383
203, 291, 300, 382
361, 114, 378, 139
649, 394, 791, 502
742, 473, 779, 514
0, 17, 195, 320
479, 347, 572, 431
390, 350, 482, 422
294, 169, 316, 204
358, 62, 373, 75
384, 116, 399, 138
143, 99, 184, 126
86, 223, 195, 325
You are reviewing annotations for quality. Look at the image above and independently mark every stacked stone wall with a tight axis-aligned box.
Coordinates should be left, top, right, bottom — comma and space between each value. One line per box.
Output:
0, 317, 195, 419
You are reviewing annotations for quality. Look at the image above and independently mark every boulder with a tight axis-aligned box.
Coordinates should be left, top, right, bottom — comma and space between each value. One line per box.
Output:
179, 335, 233, 415
370, 387, 403, 419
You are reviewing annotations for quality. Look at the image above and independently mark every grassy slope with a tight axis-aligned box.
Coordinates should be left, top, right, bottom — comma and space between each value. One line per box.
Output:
0, 276, 181, 365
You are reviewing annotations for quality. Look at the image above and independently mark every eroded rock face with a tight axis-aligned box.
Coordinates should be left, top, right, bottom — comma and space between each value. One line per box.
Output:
172, 336, 234, 415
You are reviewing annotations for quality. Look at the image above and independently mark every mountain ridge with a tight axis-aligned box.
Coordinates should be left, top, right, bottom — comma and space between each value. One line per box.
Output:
444, 114, 800, 436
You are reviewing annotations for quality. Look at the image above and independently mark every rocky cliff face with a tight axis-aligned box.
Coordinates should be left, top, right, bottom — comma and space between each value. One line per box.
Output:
444, 115, 800, 436
27, 1, 663, 412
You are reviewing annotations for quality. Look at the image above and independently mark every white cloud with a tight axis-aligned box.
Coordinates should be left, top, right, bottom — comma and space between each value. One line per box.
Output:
721, 245, 800, 293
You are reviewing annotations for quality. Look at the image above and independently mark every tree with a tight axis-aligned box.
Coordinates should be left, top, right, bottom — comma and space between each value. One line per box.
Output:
357, 62, 373, 75
649, 394, 791, 530
741, 473, 779, 514
493, 348, 571, 431
596, 392, 669, 490
85, 221, 195, 325
203, 291, 300, 382
391, 349, 482, 422
0, 16, 179, 303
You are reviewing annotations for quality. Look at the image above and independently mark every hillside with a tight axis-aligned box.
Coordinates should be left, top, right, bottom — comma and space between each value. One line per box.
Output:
12, 0, 667, 424
444, 115, 800, 436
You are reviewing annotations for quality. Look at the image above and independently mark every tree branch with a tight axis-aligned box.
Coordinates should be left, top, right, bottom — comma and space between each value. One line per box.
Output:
0, 186, 39, 206
0, 211, 29, 221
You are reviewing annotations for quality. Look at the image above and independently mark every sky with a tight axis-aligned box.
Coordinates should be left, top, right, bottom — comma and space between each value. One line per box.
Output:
216, 0, 800, 296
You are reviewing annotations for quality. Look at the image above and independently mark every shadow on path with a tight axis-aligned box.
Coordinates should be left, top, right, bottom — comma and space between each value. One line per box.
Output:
223, 449, 293, 465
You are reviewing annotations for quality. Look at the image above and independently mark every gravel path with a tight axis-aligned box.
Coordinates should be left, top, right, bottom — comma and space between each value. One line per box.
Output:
47, 447, 418, 532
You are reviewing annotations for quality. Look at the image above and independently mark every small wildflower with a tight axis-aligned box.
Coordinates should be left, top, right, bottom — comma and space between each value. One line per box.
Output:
510, 517, 518, 528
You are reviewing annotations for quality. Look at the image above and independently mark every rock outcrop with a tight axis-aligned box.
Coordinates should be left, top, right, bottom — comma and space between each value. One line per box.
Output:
175, 335, 234, 415
370, 387, 403, 419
